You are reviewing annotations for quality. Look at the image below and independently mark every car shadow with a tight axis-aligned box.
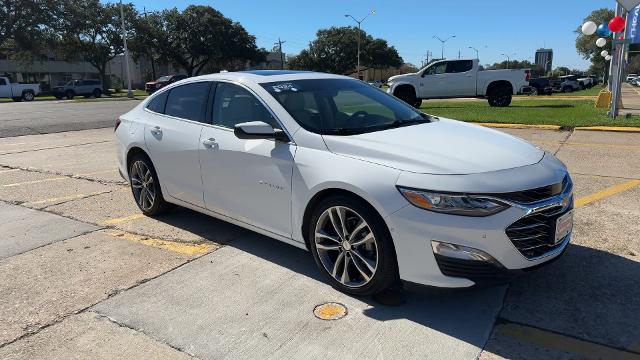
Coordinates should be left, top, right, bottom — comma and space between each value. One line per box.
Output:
150, 206, 640, 353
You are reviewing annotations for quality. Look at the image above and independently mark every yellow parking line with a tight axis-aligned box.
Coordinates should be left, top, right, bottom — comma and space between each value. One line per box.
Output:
102, 213, 146, 225
1, 177, 69, 187
495, 322, 640, 360
575, 179, 640, 208
106, 230, 214, 255
23, 191, 111, 206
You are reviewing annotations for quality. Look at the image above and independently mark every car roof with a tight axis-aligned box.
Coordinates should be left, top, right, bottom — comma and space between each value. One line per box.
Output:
182, 70, 352, 84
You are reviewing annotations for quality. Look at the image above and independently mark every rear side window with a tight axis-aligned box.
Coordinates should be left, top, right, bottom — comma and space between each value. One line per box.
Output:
446, 60, 473, 73
0, 78, 6, 86
146, 91, 169, 114
164, 82, 212, 122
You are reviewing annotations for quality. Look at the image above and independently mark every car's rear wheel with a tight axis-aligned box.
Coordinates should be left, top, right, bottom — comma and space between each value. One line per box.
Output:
93, 89, 102, 98
488, 85, 512, 107
65, 90, 75, 100
308, 196, 399, 296
128, 154, 170, 216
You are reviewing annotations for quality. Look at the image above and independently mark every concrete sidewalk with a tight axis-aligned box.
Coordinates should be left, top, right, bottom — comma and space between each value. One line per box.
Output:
620, 83, 640, 116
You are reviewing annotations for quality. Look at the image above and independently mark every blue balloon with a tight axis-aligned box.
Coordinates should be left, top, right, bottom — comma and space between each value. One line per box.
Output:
597, 23, 612, 37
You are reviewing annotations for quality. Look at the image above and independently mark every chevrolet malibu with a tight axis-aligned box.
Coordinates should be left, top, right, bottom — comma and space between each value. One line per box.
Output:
115, 70, 573, 296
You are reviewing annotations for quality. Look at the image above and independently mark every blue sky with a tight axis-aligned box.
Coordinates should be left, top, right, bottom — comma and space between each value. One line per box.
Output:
124, 0, 613, 70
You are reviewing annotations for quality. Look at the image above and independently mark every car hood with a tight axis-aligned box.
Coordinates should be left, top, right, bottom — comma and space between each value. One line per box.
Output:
321, 118, 544, 175
388, 73, 416, 83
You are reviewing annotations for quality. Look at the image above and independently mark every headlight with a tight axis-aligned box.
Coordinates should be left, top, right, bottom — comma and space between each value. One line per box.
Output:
397, 187, 509, 216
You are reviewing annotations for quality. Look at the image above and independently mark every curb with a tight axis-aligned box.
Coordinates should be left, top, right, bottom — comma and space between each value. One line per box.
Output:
476, 123, 640, 133
476, 123, 562, 130
573, 126, 640, 133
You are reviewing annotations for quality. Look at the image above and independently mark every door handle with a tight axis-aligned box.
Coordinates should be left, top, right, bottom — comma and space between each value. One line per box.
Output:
150, 126, 162, 135
202, 137, 217, 147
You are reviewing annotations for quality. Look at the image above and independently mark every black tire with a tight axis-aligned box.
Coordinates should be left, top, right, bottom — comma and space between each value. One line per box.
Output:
308, 195, 399, 296
65, 90, 75, 100
394, 86, 417, 106
54, 95, 63, 100
412, 99, 422, 109
22, 90, 35, 102
128, 153, 170, 216
529, 86, 539, 96
93, 89, 102, 98
563, 86, 573, 93
487, 85, 512, 107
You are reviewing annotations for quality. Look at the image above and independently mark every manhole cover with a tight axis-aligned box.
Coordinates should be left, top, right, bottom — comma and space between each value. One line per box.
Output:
313, 302, 347, 320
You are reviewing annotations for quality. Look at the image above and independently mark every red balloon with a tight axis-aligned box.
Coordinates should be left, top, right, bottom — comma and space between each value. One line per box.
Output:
609, 16, 625, 32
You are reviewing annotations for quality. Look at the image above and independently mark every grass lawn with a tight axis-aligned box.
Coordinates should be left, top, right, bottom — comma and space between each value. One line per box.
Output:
420, 98, 640, 127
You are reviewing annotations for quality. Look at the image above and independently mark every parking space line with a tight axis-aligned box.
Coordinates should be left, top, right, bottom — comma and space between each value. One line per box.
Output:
575, 179, 640, 208
494, 321, 640, 360
1, 177, 69, 187
75, 169, 119, 176
106, 230, 215, 255
102, 213, 145, 225
0, 168, 20, 174
22, 190, 112, 206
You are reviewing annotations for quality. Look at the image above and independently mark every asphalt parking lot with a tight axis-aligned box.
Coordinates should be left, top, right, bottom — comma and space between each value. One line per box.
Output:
0, 101, 639, 359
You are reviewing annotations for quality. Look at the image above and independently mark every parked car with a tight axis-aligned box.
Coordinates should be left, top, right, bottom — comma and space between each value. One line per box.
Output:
52, 79, 103, 100
115, 70, 573, 296
626, 74, 638, 83
145, 74, 188, 94
577, 76, 593, 89
387, 59, 530, 108
588, 75, 601, 85
527, 77, 557, 95
0, 76, 40, 102
555, 75, 582, 93
367, 80, 383, 88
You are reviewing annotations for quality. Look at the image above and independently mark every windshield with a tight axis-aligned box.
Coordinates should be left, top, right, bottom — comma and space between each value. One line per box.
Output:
261, 79, 431, 135
156, 76, 172, 82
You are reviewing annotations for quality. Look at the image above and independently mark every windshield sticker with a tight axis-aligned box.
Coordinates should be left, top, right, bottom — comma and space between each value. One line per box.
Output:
271, 83, 299, 93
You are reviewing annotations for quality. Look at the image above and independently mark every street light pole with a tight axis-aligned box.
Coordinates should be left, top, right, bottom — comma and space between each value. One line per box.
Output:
119, 0, 133, 98
468, 46, 479, 59
433, 35, 455, 59
501, 52, 516, 69
345, 10, 375, 80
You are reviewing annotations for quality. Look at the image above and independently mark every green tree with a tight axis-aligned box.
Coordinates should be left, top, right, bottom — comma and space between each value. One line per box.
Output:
0, 0, 60, 58
575, 8, 615, 78
287, 26, 403, 75
57, 0, 137, 90
140, 6, 265, 77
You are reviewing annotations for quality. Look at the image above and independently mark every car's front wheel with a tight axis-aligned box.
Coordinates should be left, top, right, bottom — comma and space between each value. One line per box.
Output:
308, 195, 399, 296
128, 154, 170, 216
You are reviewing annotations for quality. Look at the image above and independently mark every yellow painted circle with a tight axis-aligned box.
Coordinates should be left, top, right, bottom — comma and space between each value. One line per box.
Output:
313, 302, 347, 320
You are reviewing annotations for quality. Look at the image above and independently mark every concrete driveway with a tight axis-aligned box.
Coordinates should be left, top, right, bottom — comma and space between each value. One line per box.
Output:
0, 114, 638, 359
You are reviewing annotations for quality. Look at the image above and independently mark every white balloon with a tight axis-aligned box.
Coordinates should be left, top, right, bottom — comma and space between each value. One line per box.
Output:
605, 55, 612, 60
582, 21, 597, 35
601, 50, 609, 57
596, 37, 607, 47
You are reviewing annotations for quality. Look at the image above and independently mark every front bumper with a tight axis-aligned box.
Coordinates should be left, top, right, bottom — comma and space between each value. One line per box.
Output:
387, 173, 573, 288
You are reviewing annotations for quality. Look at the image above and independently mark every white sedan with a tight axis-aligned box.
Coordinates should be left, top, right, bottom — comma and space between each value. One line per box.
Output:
115, 70, 573, 296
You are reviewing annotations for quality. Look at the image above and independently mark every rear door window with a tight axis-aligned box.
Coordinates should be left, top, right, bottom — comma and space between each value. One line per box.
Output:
146, 91, 169, 114
446, 60, 473, 73
164, 82, 212, 123
0, 78, 6, 86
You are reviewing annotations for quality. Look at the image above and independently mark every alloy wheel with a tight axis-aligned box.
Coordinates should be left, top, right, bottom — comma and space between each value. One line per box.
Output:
130, 160, 155, 211
314, 206, 378, 288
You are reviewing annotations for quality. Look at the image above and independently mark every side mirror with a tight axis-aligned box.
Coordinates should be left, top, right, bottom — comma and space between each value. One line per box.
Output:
234, 121, 289, 142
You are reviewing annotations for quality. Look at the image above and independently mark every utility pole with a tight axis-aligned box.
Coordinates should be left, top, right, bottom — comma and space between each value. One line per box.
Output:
501, 52, 516, 69
433, 35, 455, 59
120, 0, 133, 98
345, 10, 376, 80
274, 38, 286, 70
469, 46, 479, 59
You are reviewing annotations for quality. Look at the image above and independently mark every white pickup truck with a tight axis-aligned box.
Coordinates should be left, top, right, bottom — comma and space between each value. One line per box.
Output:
0, 76, 41, 102
387, 59, 530, 107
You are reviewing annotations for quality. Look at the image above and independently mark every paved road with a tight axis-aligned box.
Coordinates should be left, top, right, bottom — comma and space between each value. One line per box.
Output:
0, 125, 639, 359
0, 100, 139, 138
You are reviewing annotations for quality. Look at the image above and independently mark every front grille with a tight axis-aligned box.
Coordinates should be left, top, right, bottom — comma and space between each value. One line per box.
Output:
505, 203, 572, 259
498, 176, 568, 204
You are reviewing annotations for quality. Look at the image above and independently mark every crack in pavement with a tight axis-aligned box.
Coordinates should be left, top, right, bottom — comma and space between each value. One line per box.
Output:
0, 139, 113, 156
553, 128, 575, 156
0, 164, 126, 185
